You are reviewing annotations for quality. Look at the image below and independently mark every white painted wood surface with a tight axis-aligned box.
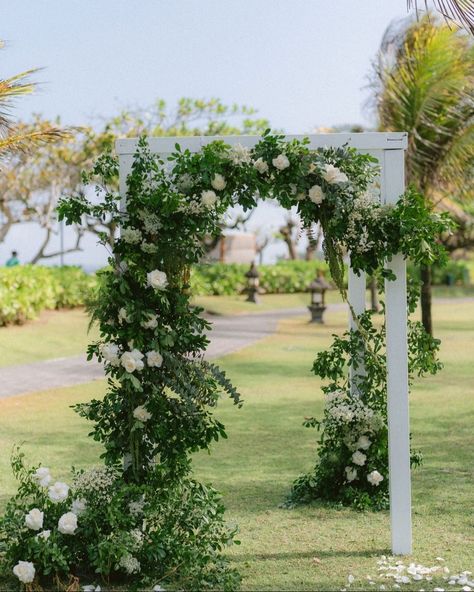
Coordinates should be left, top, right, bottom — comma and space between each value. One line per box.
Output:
116, 132, 411, 555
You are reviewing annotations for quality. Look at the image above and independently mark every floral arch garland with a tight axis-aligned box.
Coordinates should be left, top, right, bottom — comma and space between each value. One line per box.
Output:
0, 132, 451, 590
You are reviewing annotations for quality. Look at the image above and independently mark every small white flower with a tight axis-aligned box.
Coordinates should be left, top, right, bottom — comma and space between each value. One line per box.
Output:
133, 405, 152, 423
201, 190, 218, 208
58, 511, 78, 535
13, 561, 35, 584
121, 352, 138, 373
147, 269, 168, 291
352, 451, 367, 466
211, 173, 226, 191
146, 350, 163, 368
296, 192, 306, 201
100, 343, 120, 366
253, 157, 269, 174
121, 227, 142, 244
118, 307, 130, 324
119, 552, 141, 574
48, 481, 69, 503
32, 467, 51, 487
229, 143, 251, 165
323, 163, 349, 184
367, 470, 384, 486
348, 574, 355, 584
141, 314, 158, 329
345, 466, 358, 482
272, 153, 290, 171
356, 435, 371, 450
308, 184, 325, 204
25, 508, 44, 531
71, 498, 87, 516
141, 241, 159, 254
36, 529, 51, 541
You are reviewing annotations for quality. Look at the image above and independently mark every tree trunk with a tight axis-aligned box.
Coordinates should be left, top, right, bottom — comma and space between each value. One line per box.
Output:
369, 276, 379, 312
420, 264, 433, 336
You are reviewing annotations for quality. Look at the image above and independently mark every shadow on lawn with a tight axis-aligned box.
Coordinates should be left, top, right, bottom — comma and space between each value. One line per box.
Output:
231, 548, 390, 562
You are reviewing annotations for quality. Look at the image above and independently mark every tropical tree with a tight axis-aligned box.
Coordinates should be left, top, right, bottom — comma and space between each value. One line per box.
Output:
408, 0, 474, 34
371, 15, 474, 334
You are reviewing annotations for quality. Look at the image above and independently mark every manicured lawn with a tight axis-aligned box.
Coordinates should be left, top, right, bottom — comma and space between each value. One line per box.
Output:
0, 300, 472, 590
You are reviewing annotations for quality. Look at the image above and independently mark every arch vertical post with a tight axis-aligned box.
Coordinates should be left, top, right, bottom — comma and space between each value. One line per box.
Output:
383, 148, 412, 555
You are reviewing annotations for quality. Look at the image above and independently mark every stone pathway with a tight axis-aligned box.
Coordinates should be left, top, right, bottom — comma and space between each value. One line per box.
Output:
0, 306, 314, 400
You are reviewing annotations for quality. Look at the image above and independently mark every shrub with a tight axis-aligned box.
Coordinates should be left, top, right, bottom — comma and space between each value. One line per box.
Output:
0, 266, 96, 326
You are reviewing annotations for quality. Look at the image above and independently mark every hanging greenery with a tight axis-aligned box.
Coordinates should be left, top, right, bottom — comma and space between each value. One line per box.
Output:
0, 131, 452, 589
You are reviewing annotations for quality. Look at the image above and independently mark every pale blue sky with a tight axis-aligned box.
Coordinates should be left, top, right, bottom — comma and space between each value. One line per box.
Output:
2, 0, 409, 267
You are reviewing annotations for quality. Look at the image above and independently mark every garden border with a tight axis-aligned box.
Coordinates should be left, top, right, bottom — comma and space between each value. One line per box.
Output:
116, 132, 411, 555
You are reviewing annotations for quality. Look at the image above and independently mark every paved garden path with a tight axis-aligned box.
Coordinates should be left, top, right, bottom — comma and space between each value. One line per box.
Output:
0, 306, 317, 399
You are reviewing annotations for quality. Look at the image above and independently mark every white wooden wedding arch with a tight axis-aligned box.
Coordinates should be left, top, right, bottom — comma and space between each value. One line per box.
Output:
116, 132, 412, 555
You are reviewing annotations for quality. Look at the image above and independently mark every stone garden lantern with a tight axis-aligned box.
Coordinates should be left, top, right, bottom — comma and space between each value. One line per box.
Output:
308, 270, 331, 323
245, 261, 260, 303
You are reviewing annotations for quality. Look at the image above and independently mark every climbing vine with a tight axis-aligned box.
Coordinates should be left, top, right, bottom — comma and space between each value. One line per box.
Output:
0, 131, 452, 589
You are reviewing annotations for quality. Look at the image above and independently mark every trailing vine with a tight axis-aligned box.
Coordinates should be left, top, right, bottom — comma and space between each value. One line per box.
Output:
0, 131, 453, 589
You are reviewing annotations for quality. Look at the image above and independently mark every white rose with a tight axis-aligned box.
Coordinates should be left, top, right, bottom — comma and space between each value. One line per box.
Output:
356, 435, 371, 450
48, 481, 69, 503
25, 508, 44, 531
323, 163, 349, 184
367, 470, 384, 487
201, 190, 218, 208
345, 466, 358, 482
33, 467, 51, 487
71, 498, 87, 516
141, 315, 158, 329
296, 192, 306, 201
121, 352, 137, 373
272, 153, 290, 171
147, 270, 168, 291
211, 173, 226, 191
58, 511, 78, 535
351, 451, 367, 466
130, 349, 144, 371
146, 350, 163, 368
13, 561, 35, 584
100, 343, 120, 366
133, 405, 152, 423
121, 227, 142, 244
308, 185, 325, 204
118, 308, 130, 324
253, 157, 269, 174
36, 529, 51, 541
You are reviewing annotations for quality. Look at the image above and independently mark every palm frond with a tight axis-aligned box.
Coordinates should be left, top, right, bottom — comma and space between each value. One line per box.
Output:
0, 126, 69, 157
408, 0, 474, 34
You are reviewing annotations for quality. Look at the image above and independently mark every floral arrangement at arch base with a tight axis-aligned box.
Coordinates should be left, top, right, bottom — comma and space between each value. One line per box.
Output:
0, 131, 451, 589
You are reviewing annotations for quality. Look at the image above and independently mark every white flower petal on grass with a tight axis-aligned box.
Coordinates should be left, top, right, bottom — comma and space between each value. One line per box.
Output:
33, 466, 51, 487
13, 561, 35, 584
25, 508, 43, 531
146, 350, 163, 368
211, 173, 226, 191
323, 163, 349, 184
48, 481, 69, 503
147, 270, 168, 291
348, 574, 355, 584
308, 185, 325, 204
58, 512, 78, 535
272, 153, 290, 170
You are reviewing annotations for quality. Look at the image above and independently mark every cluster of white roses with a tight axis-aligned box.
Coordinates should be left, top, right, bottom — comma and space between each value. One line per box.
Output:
100, 341, 163, 376
324, 391, 385, 488
13, 468, 87, 584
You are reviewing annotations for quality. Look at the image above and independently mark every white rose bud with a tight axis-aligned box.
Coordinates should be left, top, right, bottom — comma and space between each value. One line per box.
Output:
147, 270, 168, 291
308, 185, 325, 204
48, 481, 69, 503
141, 314, 158, 329
201, 190, 218, 208
272, 153, 290, 171
323, 163, 349, 184
36, 530, 51, 541
344, 466, 358, 482
58, 511, 78, 535
146, 350, 163, 368
367, 470, 384, 487
133, 405, 152, 423
351, 451, 367, 466
253, 157, 269, 174
32, 467, 51, 487
13, 561, 35, 584
25, 508, 44, 531
211, 173, 226, 191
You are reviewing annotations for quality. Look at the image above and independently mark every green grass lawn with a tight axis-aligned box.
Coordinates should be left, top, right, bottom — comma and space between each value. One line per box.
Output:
0, 300, 473, 590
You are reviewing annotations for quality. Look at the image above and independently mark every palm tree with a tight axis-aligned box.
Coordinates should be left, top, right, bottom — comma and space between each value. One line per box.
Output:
0, 41, 64, 158
408, 1, 474, 34
371, 15, 474, 335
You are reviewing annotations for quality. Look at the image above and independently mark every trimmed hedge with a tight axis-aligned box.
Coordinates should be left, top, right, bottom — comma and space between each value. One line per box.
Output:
0, 265, 96, 326
190, 260, 331, 296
